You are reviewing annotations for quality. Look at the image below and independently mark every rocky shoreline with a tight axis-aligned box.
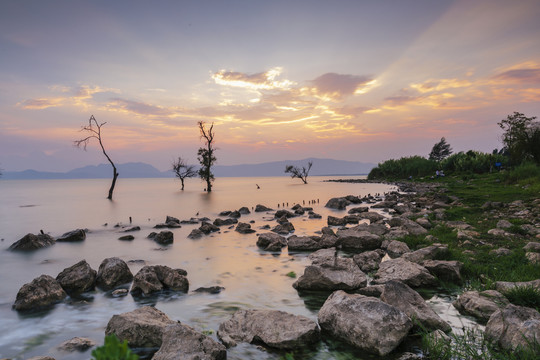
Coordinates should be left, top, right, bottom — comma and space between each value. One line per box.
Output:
7, 180, 540, 359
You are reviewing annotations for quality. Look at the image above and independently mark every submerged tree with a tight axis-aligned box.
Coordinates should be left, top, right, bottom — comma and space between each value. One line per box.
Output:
498, 112, 540, 165
285, 161, 313, 184
197, 121, 216, 192
172, 157, 197, 190
429, 137, 453, 162
74, 115, 119, 200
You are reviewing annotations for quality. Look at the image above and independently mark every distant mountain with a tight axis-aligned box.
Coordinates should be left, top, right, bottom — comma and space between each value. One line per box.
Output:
2, 158, 375, 180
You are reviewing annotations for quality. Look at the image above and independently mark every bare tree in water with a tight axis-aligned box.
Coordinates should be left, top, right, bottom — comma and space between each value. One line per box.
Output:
285, 161, 313, 184
172, 157, 197, 190
197, 121, 216, 192
74, 115, 119, 200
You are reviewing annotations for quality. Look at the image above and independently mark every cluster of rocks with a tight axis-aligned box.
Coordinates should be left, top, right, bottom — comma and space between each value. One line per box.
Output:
9, 229, 86, 251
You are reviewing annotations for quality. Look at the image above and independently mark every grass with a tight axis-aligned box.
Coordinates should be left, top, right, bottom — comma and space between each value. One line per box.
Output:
286, 271, 297, 278
502, 286, 540, 312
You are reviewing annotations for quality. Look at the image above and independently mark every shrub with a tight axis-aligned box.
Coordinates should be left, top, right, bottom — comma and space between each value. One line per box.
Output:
502, 285, 540, 312
91, 334, 138, 360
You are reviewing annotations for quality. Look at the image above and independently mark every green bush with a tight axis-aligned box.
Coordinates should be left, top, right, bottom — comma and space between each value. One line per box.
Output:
504, 161, 540, 184
91, 334, 138, 360
368, 156, 437, 180
441, 151, 508, 174
502, 285, 540, 312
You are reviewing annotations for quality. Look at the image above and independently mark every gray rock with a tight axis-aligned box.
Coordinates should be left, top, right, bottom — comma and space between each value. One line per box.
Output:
106, 306, 175, 348
401, 219, 428, 236
188, 228, 204, 239
453, 290, 509, 323
485, 304, 540, 351
255, 204, 273, 212
27, 357, 56, 360
166, 215, 180, 224
327, 216, 347, 226
118, 235, 135, 240
495, 279, 540, 292
56, 260, 97, 295
217, 309, 320, 349
352, 249, 385, 272
524, 242, 540, 253
96, 257, 134, 290
490, 248, 511, 256
275, 209, 296, 219
238, 206, 251, 214
386, 240, 411, 258
256, 233, 287, 251
288, 235, 323, 251
496, 220, 513, 229
194, 286, 224, 294
423, 260, 462, 283
384, 228, 410, 240
357, 211, 385, 223
213, 218, 238, 226
373, 258, 437, 288
526, 252, 540, 264
355, 284, 385, 297
235, 222, 256, 234
336, 228, 381, 251
348, 206, 368, 214
318, 290, 412, 356
123, 226, 141, 232
57, 337, 96, 352
271, 222, 295, 234
154, 231, 174, 245
381, 280, 451, 332
396, 352, 422, 360
9, 233, 55, 251
13, 274, 67, 311
56, 229, 86, 242
415, 217, 431, 229
402, 243, 448, 264
325, 197, 351, 210
293, 256, 367, 291
131, 265, 188, 295
200, 222, 220, 234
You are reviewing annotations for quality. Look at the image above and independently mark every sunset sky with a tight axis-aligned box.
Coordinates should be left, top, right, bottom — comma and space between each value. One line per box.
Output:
1, 0, 539, 172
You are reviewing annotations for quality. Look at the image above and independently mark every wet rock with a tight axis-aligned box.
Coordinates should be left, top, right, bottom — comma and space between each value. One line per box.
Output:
153, 323, 226, 360
213, 218, 238, 226
325, 197, 351, 210
453, 290, 509, 323
188, 228, 204, 239
118, 235, 134, 241
256, 233, 287, 251
402, 243, 448, 264
287, 235, 323, 251
373, 258, 437, 288
123, 226, 141, 232
229, 210, 241, 218
96, 257, 134, 291
308, 211, 322, 219
218, 309, 320, 349
57, 337, 96, 352
154, 221, 181, 229
56, 229, 86, 242
318, 290, 412, 356
200, 222, 220, 234
275, 209, 296, 219
235, 222, 256, 234
348, 206, 369, 214
112, 289, 128, 297
154, 231, 174, 245
352, 249, 385, 272
13, 274, 67, 311
386, 240, 411, 258
255, 204, 273, 212
423, 260, 462, 282
327, 216, 347, 226
194, 286, 224, 294
106, 306, 175, 348
357, 212, 385, 223
485, 304, 540, 352
9, 233, 55, 251
238, 206, 250, 214
336, 228, 381, 251
130, 265, 189, 295
165, 216, 180, 224
381, 280, 451, 332
56, 260, 97, 295
271, 221, 295, 234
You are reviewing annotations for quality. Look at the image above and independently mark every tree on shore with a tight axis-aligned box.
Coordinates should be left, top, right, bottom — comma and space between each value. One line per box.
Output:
498, 112, 540, 165
172, 157, 197, 190
285, 161, 313, 184
197, 121, 216, 192
429, 137, 453, 163
74, 115, 119, 200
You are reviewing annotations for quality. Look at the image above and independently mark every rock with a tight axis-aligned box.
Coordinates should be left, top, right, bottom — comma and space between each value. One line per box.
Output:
153, 323, 226, 360
255, 204, 273, 212
287, 235, 323, 251
373, 258, 437, 288
526, 252, 540, 264
415, 217, 432, 229
352, 249, 385, 272
166, 216, 180, 224
118, 235, 134, 241
217, 309, 320, 349
490, 248, 511, 256
56, 229, 86, 242
384, 228, 410, 240
194, 286, 224, 294
488, 228, 508, 237
13, 274, 67, 311
318, 290, 412, 356
327, 216, 347, 226
229, 210, 241, 218
9, 233, 55, 251
213, 218, 238, 226
275, 209, 296, 218
524, 242, 540, 252
154, 231, 174, 245
131, 265, 189, 295
238, 206, 250, 214
485, 304, 540, 352
235, 222, 256, 234
422, 260, 462, 283
112, 289, 128, 296
355, 284, 385, 297
188, 228, 204, 239
452, 290, 509, 323
325, 197, 351, 210
200, 222, 220, 234
27, 357, 56, 360
495, 279, 540, 292
271, 222, 295, 234
105, 306, 175, 348
96, 257, 134, 290
308, 212, 322, 219
402, 243, 448, 264
497, 220, 513, 229
401, 219, 428, 236
348, 206, 368, 214
357, 212, 385, 223
336, 228, 381, 251
123, 226, 141, 232
386, 240, 411, 258
293, 255, 367, 291
381, 280, 451, 332
56, 260, 97, 295
58, 337, 96, 352
257, 233, 287, 251
397, 352, 422, 360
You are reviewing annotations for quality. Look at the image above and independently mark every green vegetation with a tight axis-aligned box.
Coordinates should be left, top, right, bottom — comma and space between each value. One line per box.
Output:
502, 286, 540, 312
91, 334, 138, 360
286, 271, 297, 278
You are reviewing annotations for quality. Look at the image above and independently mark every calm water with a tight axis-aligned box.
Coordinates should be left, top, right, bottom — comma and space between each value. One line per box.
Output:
0, 176, 424, 359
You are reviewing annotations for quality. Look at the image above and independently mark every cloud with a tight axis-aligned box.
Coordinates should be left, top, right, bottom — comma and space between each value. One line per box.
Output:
212, 67, 295, 90
410, 78, 472, 93
17, 84, 120, 110
493, 68, 540, 83
17, 98, 64, 109
107, 98, 177, 117
311, 73, 374, 99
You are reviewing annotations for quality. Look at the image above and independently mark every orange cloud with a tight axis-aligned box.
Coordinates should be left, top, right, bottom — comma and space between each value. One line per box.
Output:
311, 73, 374, 100
17, 98, 64, 109
212, 67, 294, 90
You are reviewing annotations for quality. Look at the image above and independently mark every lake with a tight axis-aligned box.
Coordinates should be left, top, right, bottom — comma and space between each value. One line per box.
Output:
0, 176, 405, 359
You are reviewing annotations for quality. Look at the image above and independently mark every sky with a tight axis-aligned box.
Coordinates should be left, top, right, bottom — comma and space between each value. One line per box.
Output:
1, 0, 539, 172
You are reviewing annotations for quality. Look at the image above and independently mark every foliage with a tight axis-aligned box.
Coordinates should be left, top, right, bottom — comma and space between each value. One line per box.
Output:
197, 121, 216, 192
498, 112, 540, 165
286, 271, 296, 278
91, 334, 138, 360
429, 137, 453, 162
368, 156, 437, 180
441, 151, 508, 174
284, 161, 313, 184
171, 157, 197, 190
502, 286, 540, 312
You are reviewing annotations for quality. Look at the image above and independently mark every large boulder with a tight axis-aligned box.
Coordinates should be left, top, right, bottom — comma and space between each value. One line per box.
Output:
56, 229, 86, 242
255, 204, 273, 212
381, 280, 451, 332
105, 306, 175, 348
13, 274, 67, 311
386, 240, 411, 258
352, 249, 385, 272
217, 309, 320, 349
235, 222, 256, 234
57, 337, 96, 352
402, 243, 448, 264
336, 228, 382, 251
271, 222, 295, 234
154, 231, 174, 245
55, 260, 96, 295
213, 218, 238, 226
495, 279, 540, 292
256, 233, 287, 252
9, 233, 55, 251
288, 235, 324, 251
96, 257, 134, 290
373, 258, 437, 288
485, 304, 540, 352
453, 290, 509, 323
153, 323, 226, 360
131, 265, 189, 295
200, 222, 220, 234
423, 260, 462, 283
318, 290, 413, 356
325, 197, 350, 210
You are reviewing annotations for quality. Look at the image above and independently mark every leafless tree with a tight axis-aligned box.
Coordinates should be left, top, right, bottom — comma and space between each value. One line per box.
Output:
197, 121, 216, 192
285, 161, 313, 184
172, 157, 197, 190
74, 115, 118, 200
